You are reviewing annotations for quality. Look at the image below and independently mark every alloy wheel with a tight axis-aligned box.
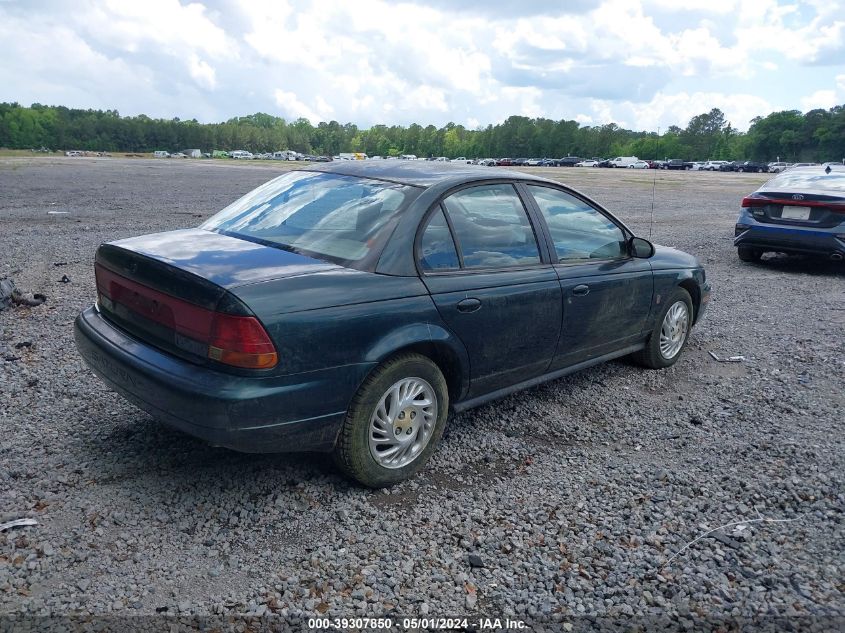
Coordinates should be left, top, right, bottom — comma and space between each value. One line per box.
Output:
659, 301, 690, 360
368, 377, 437, 469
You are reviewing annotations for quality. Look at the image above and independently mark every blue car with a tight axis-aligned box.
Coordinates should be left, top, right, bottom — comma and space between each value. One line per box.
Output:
75, 161, 710, 487
735, 165, 845, 262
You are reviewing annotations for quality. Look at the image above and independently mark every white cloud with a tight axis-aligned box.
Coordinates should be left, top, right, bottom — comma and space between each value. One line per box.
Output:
0, 0, 843, 132
403, 85, 448, 112
188, 54, 216, 90
801, 74, 845, 111
274, 90, 323, 124
593, 91, 775, 132
88, 0, 234, 60
731, 0, 845, 65
802, 90, 837, 111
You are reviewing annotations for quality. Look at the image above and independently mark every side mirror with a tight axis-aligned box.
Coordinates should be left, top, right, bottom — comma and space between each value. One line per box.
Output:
629, 236, 655, 259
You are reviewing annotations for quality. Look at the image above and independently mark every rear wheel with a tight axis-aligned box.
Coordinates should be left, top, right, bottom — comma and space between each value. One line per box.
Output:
737, 245, 762, 262
633, 288, 693, 369
333, 353, 448, 488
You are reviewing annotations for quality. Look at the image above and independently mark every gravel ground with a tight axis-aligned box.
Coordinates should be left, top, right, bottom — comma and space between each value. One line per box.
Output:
1, 157, 843, 630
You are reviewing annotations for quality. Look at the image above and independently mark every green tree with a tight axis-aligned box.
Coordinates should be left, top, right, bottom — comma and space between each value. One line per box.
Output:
1, 101, 843, 163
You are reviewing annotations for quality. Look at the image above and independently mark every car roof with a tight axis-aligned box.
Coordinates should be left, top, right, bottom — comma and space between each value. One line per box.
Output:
301, 159, 551, 188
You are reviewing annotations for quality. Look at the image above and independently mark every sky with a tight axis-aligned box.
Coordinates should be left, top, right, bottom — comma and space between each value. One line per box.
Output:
1, 0, 844, 132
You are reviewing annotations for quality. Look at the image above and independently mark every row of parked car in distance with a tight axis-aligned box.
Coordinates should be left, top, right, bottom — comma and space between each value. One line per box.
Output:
145, 150, 843, 174
151, 149, 333, 161
464, 157, 843, 173
372, 155, 843, 173
703, 160, 834, 173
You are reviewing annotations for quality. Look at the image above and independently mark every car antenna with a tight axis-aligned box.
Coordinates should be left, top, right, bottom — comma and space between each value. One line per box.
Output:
650, 127, 659, 240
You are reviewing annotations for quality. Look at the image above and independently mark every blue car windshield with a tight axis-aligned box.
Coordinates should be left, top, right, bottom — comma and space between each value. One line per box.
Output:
202, 171, 413, 264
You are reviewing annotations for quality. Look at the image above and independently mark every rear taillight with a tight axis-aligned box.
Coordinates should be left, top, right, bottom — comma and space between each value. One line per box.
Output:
742, 195, 845, 211
741, 196, 764, 208
208, 313, 278, 369
95, 263, 277, 370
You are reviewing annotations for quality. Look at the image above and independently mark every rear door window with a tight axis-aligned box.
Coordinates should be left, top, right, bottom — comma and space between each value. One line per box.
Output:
441, 184, 541, 269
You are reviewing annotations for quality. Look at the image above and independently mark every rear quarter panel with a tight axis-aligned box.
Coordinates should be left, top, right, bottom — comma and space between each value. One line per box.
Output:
230, 271, 470, 382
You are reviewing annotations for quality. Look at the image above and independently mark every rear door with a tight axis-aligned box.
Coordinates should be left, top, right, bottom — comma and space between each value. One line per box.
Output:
521, 184, 653, 369
418, 183, 562, 397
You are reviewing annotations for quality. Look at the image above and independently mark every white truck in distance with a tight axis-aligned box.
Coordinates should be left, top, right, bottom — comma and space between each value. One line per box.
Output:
608, 156, 638, 168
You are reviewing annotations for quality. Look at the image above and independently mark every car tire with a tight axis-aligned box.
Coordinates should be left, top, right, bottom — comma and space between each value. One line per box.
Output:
632, 288, 693, 369
737, 245, 763, 262
333, 352, 449, 488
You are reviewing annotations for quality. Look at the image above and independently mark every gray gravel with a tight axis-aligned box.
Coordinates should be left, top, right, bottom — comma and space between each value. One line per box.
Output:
1, 157, 843, 629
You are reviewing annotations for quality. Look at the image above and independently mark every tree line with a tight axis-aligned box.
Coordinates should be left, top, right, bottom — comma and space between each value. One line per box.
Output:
1, 101, 843, 162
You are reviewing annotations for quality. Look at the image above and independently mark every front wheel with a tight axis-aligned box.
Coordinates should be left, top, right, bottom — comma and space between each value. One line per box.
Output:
633, 288, 693, 369
333, 353, 449, 487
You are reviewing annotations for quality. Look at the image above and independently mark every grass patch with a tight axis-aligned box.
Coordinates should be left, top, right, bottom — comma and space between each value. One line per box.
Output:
0, 149, 62, 157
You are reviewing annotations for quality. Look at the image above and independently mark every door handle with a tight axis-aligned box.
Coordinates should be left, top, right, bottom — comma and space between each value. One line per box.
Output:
456, 298, 482, 313
572, 284, 590, 296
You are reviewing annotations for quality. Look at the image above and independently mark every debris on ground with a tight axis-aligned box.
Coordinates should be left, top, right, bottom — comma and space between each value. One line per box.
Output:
708, 351, 745, 362
0, 278, 14, 309
468, 554, 485, 568
0, 518, 39, 532
0, 277, 46, 309
59, 274, 70, 283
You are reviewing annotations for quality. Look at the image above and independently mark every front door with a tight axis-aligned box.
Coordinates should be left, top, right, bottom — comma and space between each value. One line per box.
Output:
521, 184, 654, 369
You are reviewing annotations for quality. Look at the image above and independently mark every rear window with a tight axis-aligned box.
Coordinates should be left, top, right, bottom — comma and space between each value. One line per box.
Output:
764, 169, 845, 192
202, 171, 413, 266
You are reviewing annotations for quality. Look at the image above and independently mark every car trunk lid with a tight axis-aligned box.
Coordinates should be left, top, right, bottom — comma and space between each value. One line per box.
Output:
104, 228, 341, 289
94, 229, 338, 369
741, 191, 845, 228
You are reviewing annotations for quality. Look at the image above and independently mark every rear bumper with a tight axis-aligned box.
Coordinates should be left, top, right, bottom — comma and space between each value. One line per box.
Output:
74, 306, 373, 453
734, 213, 845, 257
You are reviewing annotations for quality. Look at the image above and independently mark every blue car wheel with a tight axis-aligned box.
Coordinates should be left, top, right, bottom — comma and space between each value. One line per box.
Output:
737, 245, 763, 262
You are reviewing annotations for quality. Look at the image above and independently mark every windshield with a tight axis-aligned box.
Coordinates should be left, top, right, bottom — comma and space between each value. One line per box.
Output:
202, 171, 414, 266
